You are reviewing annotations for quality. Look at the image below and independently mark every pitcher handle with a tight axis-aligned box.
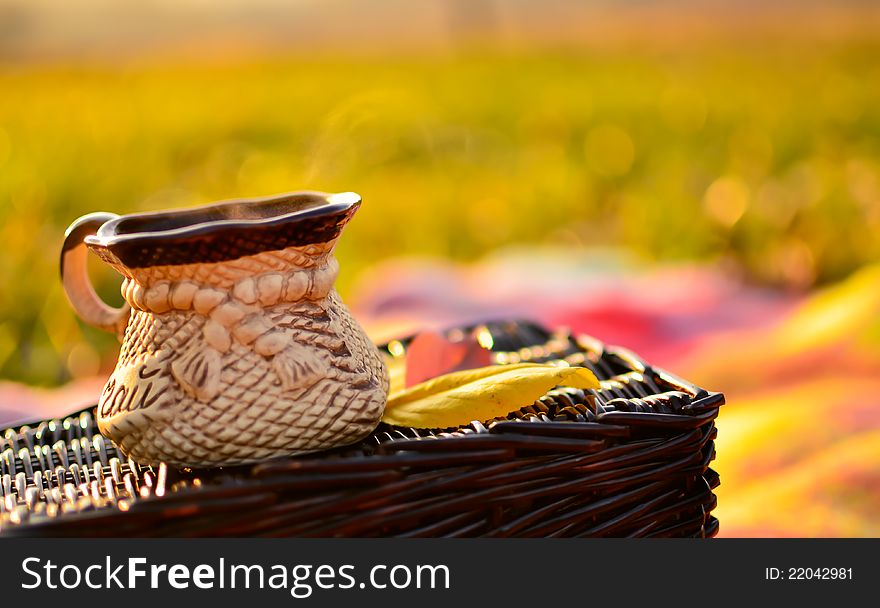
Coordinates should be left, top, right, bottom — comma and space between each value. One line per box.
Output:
60, 212, 131, 337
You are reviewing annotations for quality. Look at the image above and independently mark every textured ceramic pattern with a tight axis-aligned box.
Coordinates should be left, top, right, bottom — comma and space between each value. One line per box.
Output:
62, 193, 388, 467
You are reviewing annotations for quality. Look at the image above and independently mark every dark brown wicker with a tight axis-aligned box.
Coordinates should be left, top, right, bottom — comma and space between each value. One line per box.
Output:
0, 320, 723, 537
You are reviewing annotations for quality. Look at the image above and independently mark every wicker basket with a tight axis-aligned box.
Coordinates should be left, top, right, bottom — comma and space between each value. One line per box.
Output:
0, 320, 722, 537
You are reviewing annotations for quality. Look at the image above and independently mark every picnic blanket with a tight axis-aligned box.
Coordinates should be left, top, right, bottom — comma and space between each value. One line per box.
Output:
352, 248, 880, 538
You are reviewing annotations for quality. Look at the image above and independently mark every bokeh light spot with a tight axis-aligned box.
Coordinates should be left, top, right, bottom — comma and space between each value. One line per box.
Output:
777, 238, 816, 289
387, 340, 405, 358
703, 176, 750, 227
475, 327, 494, 350
66, 342, 101, 379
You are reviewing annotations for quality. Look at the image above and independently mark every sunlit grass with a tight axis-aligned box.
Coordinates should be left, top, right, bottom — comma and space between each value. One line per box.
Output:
1, 43, 879, 384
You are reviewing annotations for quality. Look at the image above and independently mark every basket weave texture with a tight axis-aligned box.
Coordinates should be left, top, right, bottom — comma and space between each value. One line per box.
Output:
0, 320, 723, 537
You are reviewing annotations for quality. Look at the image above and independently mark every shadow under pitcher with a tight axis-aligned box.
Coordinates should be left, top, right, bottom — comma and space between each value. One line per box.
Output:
60, 191, 389, 467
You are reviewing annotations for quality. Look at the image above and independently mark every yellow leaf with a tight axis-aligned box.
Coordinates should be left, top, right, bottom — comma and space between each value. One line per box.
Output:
381, 363, 600, 429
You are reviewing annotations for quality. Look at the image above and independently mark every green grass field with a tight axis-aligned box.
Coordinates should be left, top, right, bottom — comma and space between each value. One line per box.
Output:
1, 43, 879, 384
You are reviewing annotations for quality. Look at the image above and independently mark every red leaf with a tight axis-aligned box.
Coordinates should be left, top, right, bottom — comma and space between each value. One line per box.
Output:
404, 330, 493, 388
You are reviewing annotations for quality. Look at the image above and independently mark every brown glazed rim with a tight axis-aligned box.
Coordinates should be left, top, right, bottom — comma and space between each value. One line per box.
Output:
81, 191, 361, 269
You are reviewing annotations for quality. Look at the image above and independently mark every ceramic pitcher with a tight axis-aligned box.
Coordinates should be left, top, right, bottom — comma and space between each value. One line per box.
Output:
61, 191, 388, 467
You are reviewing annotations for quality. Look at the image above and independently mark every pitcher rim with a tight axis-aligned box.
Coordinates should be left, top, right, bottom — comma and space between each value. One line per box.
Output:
81, 190, 361, 269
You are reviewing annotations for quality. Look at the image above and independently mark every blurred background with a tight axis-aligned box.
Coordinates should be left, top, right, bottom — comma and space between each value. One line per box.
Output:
0, 0, 878, 536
